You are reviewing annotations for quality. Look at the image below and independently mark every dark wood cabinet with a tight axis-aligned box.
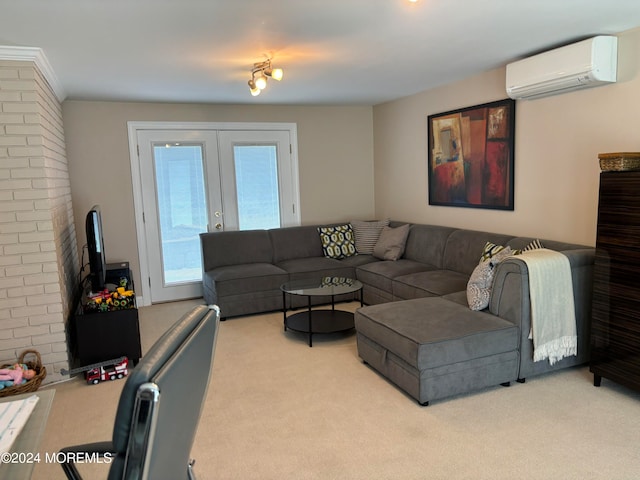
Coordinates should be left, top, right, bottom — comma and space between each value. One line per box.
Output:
590, 159, 640, 392
73, 307, 141, 366
71, 265, 142, 367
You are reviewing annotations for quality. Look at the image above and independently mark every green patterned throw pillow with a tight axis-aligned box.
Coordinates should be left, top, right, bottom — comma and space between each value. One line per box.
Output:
318, 224, 357, 259
480, 239, 544, 262
480, 242, 509, 262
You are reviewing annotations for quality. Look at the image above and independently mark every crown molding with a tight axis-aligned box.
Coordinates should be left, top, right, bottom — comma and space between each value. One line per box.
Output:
0, 46, 66, 101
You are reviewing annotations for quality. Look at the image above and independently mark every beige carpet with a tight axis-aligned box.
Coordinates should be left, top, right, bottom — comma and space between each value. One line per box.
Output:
33, 299, 640, 480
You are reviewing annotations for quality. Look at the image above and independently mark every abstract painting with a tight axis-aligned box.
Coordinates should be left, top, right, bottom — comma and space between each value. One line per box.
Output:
427, 98, 515, 210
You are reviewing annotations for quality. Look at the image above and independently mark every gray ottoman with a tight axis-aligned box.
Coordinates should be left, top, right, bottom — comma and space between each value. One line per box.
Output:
354, 296, 519, 405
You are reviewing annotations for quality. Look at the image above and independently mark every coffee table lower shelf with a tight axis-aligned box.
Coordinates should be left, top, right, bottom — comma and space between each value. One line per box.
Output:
284, 310, 355, 347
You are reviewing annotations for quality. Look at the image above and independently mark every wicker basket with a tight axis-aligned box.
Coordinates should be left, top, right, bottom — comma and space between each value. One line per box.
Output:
599, 152, 640, 172
0, 349, 47, 398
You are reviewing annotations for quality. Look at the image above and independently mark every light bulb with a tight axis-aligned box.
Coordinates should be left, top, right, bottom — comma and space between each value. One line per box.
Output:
270, 67, 284, 81
265, 66, 284, 81
248, 79, 261, 96
255, 74, 267, 90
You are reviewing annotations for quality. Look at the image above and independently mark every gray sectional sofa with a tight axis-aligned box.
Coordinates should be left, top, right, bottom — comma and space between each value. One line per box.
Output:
200, 225, 371, 318
200, 221, 595, 405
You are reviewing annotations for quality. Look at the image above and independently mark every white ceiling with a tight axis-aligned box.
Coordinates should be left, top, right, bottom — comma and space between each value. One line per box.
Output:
1, 0, 640, 106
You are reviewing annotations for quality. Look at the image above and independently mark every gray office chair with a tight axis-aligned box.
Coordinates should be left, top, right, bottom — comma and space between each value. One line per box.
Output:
60, 304, 220, 480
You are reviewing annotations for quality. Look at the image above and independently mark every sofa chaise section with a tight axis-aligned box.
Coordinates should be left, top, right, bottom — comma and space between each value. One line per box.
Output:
354, 229, 595, 405
355, 296, 520, 406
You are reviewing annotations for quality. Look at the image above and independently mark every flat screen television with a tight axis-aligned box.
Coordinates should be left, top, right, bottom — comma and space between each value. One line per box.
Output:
86, 205, 107, 293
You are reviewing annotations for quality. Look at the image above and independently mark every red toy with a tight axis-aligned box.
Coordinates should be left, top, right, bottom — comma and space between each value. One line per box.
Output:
85, 357, 129, 385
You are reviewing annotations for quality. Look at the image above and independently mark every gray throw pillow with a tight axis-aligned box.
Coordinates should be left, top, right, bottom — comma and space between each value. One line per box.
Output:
373, 224, 410, 261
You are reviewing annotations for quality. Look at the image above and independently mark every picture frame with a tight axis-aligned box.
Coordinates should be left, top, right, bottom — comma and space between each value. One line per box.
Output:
427, 98, 515, 210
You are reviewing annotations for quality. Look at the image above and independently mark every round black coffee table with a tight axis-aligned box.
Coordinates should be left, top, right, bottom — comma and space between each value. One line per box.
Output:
281, 277, 363, 347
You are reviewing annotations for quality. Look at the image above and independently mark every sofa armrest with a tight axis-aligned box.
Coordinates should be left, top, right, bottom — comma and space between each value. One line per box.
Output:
560, 248, 596, 269
488, 248, 595, 378
488, 258, 529, 327
489, 248, 594, 322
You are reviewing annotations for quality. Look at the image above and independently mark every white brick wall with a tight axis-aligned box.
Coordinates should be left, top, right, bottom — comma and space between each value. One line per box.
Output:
0, 60, 78, 384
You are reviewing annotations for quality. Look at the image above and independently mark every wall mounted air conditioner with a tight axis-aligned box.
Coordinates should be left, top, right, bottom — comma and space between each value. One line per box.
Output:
506, 35, 618, 100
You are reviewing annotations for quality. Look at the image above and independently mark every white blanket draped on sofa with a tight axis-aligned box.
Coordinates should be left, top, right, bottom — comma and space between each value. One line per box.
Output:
517, 248, 577, 365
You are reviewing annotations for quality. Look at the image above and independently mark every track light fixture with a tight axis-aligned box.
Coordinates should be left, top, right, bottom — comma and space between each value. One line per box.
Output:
248, 59, 284, 96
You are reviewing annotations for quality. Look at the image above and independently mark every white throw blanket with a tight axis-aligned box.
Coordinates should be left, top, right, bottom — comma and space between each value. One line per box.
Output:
517, 248, 577, 365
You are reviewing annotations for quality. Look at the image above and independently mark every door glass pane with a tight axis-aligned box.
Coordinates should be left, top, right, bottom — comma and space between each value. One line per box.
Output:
154, 144, 207, 285
233, 145, 281, 230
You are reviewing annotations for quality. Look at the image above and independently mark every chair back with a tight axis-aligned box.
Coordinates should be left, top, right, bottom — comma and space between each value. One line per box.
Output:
108, 304, 220, 480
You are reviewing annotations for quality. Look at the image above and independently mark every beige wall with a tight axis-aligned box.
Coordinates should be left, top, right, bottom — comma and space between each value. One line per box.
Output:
62, 101, 374, 291
373, 28, 640, 246
59, 27, 640, 305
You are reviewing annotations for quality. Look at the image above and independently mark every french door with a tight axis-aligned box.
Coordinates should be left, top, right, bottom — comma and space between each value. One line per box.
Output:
129, 122, 299, 305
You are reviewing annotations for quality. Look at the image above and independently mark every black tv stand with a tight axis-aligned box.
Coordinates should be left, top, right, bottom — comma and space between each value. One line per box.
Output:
71, 263, 142, 368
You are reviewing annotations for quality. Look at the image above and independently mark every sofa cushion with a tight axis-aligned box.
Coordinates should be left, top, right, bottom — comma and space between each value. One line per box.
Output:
403, 224, 456, 267
393, 270, 469, 300
356, 259, 432, 293
441, 290, 468, 306
269, 225, 326, 263
204, 263, 288, 296
442, 230, 516, 275
276, 256, 355, 281
373, 224, 410, 261
351, 219, 389, 254
339, 253, 380, 268
354, 297, 518, 370
200, 230, 273, 270
318, 224, 357, 259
